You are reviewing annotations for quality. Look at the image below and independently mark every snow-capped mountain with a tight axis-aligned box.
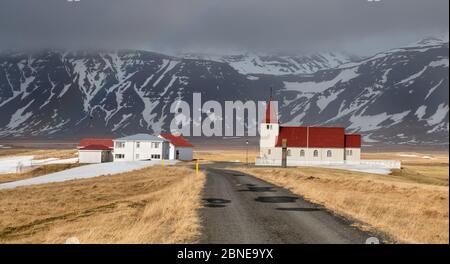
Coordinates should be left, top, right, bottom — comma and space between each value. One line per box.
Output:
182, 52, 357, 76
0, 51, 262, 138
0, 38, 448, 145
275, 38, 449, 144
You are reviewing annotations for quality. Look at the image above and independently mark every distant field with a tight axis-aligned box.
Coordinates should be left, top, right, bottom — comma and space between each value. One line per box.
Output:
225, 150, 448, 243
0, 149, 77, 159
195, 149, 259, 164
0, 166, 205, 243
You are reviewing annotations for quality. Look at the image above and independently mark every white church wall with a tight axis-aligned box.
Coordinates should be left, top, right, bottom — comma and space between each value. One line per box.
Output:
344, 148, 361, 161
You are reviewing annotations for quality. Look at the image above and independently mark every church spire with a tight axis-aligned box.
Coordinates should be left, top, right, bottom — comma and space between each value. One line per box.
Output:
265, 90, 278, 124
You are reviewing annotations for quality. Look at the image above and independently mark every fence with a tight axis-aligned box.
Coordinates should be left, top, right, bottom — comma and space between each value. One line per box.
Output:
255, 157, 401, 169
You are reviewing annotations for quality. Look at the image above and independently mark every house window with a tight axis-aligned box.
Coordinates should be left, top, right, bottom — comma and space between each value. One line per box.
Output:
313, 150, 319, 157
300, 150, 305, 157
115, 141, 125, 148
136, 154, 140, 159
327, 150, 332, 157
152, 142, 160, 148
136, 142, 140, 148
346, 149, 353, 156
115, 154, 125, 159
151, 154, 161, 159
268, 149, 271, 155
287, 149, 291, 156
266, 125, 270, 129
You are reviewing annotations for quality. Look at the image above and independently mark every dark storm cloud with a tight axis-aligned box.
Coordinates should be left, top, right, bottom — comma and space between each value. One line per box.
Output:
0, 0, 448, 55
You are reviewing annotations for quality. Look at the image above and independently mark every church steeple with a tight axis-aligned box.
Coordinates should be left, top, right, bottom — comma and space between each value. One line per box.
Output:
265, 94, 278, 124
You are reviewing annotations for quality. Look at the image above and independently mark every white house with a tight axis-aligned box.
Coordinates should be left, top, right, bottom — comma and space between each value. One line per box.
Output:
113, 134, 170, 161
77, 138, 114, 164
159, 134, 194, 161
256, 96, 362, 166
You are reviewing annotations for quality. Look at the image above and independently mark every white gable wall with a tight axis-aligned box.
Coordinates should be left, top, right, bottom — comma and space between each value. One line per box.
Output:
344, 148, 361, 161
260, 147, 345, 162
176, 147, 193, 161
79, 150, 113, 163
168, 144, 193, 161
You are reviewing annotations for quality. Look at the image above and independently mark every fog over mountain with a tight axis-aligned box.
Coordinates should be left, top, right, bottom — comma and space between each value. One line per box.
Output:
0, 1, 448, 145
0, 0, 448, 56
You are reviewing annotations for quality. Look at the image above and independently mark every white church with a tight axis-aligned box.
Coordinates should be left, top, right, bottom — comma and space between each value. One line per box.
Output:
256, 96, 362, 166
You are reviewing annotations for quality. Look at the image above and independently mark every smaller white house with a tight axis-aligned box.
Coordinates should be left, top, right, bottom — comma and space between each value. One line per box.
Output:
159, 134, 194, 161
77, 138, 114, 164
113, 134, 170, 161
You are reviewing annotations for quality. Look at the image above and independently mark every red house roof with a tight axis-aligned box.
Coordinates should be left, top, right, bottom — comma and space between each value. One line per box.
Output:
344, 134, 361, 148
78, 138, 113, 149
80, 144, 112, 151
160, 134, 194, 147
275, 126, 357, 148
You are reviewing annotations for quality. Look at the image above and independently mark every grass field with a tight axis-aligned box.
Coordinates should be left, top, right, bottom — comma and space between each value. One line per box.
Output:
225, 151, 449, 244
195, 149, 259, 164
0, 149, 77, 159
0, 147, 447, 244
0, 165, 205, 243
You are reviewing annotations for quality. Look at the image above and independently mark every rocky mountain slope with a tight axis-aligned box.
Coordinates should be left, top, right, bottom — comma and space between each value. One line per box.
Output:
0, 38, 448, 145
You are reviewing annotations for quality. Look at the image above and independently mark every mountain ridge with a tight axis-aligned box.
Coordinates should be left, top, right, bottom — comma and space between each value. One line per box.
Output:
0, 39, 448, 145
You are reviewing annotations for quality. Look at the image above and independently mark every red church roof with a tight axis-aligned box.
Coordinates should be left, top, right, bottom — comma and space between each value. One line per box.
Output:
344, 134, 361, 148
160, 134, 194, 147
309, 127, 345, 148
78, 138, 113, 149
275, 126, 358, 148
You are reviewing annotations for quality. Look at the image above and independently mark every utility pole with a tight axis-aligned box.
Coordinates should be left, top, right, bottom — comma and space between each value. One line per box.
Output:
245, 139, 249, 166
282, 138, 287, 168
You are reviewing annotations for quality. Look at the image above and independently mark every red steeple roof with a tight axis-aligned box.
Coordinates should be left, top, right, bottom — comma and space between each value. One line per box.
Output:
265, 96, 278, 124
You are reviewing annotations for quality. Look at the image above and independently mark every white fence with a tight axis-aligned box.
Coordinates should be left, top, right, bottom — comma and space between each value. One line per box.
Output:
255, 157, 401, 169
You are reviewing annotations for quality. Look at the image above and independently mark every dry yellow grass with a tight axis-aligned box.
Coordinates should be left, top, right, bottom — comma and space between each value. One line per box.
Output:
0, 166, 205, 244
195, 150, 259, 163
207, 149, 449, 243
234, 166, 449, 244
0, 149, 77, 159
0, 163, 83, 184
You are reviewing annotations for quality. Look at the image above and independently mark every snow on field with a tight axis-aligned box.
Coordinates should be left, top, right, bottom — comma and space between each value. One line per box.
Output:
0, 160, 177, 190
397, 154, 436, 160
34, 157, 79, 165
0, 156, 34, 174
316, 164, 392, 175
0, 155, 79, 174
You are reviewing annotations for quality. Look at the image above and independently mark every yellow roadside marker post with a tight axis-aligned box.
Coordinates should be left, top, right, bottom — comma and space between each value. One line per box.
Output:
161, 159, 164, 167
195, 160, 199, 175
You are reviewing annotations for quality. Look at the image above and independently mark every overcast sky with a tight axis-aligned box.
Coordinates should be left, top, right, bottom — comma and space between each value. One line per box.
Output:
0, 0, 448, 56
